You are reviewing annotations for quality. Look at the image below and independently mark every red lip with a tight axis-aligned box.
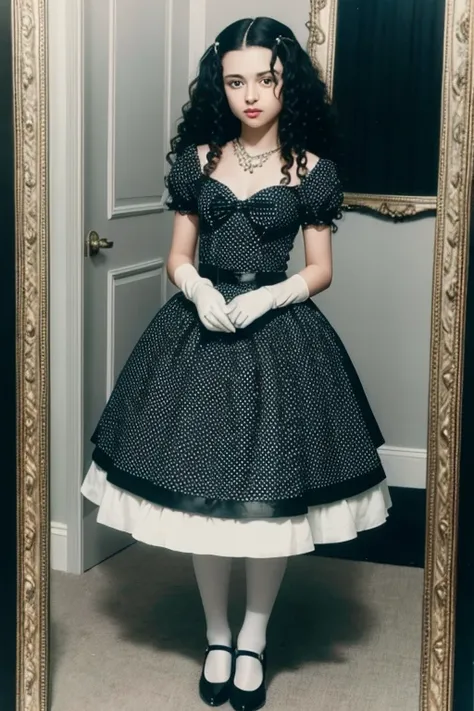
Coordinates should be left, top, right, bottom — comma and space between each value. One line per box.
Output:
245, 109, 262, 115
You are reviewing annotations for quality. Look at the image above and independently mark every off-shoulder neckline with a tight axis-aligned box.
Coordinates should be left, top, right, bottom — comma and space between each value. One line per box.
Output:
189, 143, 331, 204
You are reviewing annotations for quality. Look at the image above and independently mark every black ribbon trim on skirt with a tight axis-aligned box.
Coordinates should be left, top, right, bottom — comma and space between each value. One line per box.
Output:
91, 446, 387, 520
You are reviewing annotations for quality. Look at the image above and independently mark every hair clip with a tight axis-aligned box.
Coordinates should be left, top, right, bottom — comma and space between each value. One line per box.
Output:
275, 35, 294, 46
213, 40, 220, 55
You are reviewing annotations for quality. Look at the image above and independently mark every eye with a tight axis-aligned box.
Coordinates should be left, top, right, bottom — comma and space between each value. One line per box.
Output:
228, 80, 243, 89
261, 76, 275, 87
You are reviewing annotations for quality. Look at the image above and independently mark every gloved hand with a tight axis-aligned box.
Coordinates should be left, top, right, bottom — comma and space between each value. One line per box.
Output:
225, 287, 275, 329
226, 274, 310, 329
173, 263, 236, 333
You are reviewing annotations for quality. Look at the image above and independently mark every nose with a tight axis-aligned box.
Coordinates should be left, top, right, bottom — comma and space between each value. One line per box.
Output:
245, 82, 259, 104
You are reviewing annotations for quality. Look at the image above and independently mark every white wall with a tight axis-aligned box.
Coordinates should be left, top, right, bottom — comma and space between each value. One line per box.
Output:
312, 214, 434, 450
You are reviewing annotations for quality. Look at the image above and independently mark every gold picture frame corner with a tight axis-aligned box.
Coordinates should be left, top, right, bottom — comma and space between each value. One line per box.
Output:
308, 0, 441, 220
343, 194, 437, 219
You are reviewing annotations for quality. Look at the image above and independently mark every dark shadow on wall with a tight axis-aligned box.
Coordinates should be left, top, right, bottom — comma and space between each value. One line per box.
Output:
312, 486, 426, 569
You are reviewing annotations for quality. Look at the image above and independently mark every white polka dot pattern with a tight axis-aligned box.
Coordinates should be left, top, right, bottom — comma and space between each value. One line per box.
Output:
89, 144, 387, 521
166, 145, 344, 273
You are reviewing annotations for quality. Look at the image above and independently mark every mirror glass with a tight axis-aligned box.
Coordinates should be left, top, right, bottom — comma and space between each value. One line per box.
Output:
49, 4, 436, 710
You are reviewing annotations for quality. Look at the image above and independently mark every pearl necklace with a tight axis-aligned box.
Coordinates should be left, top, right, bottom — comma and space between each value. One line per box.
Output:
232, 138, 280, 174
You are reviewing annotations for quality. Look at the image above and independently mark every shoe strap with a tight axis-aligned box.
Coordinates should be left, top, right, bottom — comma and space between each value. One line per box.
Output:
205, 644, 234, 655
235, 649, 265, 662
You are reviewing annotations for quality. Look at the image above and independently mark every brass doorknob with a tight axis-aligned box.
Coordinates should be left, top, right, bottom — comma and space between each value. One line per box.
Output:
85, 230, 114, 257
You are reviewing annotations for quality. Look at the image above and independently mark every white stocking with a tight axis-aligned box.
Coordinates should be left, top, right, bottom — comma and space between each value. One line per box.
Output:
192, 554, 233, 683
235, 556, 288, 691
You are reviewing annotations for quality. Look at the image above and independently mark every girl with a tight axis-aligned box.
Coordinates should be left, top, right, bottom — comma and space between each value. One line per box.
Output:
81, 17, 391, 711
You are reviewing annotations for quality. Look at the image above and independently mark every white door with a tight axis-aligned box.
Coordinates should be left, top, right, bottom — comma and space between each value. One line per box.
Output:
82, 0, 196, 571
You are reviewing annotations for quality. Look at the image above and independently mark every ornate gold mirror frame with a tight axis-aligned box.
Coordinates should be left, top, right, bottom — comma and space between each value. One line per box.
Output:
13, 0, 474, 709
308, 0, 448, 218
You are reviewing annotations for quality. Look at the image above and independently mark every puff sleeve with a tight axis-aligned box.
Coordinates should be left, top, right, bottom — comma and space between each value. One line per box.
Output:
165, 144, 201, 215
299, 159, 344, 232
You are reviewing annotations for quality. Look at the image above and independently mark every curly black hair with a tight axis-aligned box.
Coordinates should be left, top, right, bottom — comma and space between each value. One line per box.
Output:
166, 17, 342, 185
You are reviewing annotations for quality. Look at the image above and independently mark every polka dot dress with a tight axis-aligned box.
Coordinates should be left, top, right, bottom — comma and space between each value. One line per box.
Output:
81, 143, 390, 557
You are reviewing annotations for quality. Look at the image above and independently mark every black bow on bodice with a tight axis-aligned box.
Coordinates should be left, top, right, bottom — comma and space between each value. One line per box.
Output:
205, 196, 277, 234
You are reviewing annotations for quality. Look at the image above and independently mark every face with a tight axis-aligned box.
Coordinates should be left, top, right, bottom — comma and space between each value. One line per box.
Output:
222, 46, 283, 129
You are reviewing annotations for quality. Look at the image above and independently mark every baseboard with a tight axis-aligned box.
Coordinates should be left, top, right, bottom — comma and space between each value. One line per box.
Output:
51, 514, 134, 573
51, 522, 68, 572
379, 445, 427, 489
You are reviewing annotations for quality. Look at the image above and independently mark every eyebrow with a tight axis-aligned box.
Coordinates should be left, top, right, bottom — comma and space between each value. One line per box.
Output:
224, 70, 281, 79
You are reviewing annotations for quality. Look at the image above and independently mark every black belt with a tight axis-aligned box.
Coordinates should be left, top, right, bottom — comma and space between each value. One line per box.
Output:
198, 263, 287, 287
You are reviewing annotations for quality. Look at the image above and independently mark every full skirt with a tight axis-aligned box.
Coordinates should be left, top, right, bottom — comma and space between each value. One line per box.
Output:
82, 285, 391, 558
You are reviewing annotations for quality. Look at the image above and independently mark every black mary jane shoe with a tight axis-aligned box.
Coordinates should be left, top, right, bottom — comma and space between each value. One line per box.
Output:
199, 644, 235, 707
229, 649, 267, 711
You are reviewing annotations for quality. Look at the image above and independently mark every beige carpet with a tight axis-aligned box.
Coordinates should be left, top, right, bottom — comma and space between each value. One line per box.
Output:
50, 543, 423, 711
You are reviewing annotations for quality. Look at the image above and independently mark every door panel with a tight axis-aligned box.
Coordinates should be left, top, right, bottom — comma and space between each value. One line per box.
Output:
106, 260, 167, 395
82, 0, 190, 570
109, 0, 167, 217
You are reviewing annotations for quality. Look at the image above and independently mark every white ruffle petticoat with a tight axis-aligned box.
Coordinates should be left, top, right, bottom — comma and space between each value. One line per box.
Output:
81, 463, 392, 558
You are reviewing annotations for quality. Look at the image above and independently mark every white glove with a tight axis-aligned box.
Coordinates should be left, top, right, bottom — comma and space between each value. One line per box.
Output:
173, 263, 235, 333
263, 273, 310, 308
226, 274, 310, 329
225, 287, 275, 329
